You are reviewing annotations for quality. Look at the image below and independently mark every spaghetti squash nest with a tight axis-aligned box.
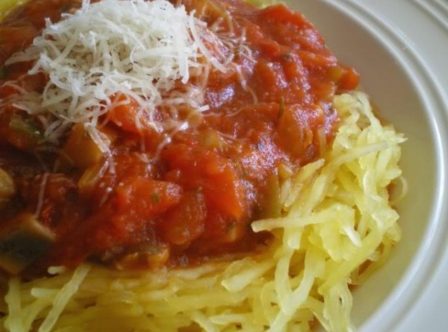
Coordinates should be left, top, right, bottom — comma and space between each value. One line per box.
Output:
1, 92, 406, 332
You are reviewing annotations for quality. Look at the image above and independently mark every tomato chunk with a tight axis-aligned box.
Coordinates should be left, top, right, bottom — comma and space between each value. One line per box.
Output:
276, 104, 325, 161
158, 190, 207, 246
115, 177, 182, 220
108, 94, 154, 135
163, 144, 245, 221
259, 4, 310, 29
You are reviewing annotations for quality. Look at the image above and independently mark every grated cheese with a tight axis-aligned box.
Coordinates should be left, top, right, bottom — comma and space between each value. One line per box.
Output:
5, 0, 232, 147
34, 173, 49, 217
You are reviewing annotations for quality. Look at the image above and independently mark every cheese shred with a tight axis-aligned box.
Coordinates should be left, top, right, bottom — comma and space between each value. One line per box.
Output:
0, 92, 406, 332
5, 0, 231, 145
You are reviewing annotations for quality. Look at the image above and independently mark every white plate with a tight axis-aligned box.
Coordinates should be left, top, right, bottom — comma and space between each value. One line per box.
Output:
285, 0, 448, 331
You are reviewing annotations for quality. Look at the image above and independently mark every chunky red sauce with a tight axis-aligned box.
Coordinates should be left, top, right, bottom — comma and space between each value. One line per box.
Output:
0, 0, 358, 275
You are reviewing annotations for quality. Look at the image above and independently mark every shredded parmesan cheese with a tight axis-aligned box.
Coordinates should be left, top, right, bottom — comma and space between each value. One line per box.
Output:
35, 173, 49, 217
5, 0, 231, 147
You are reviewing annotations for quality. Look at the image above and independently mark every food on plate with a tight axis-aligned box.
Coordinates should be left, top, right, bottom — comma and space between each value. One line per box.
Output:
0, 0, 405, 331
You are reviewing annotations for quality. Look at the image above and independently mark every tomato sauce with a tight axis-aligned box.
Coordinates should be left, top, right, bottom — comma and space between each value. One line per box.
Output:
0, 0, 359, 275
